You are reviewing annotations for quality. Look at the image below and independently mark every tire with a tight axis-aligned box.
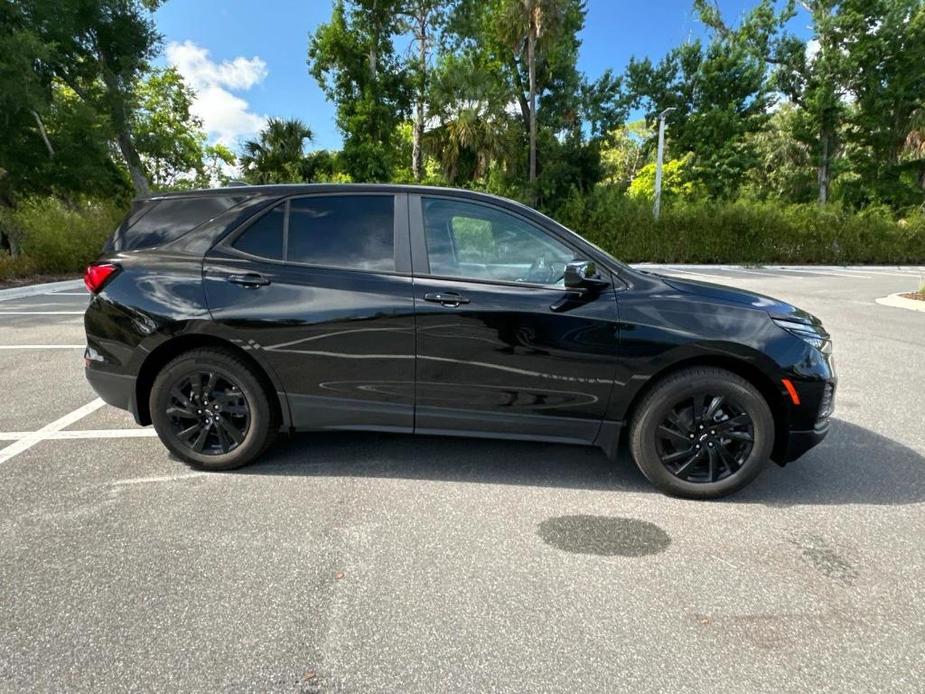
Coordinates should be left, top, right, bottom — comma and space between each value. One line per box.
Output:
150, 348, 278, 471
628, 367, 774, 499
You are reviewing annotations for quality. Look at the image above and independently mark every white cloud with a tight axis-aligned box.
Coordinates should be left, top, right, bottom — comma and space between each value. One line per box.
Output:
166, 40, 268, 146
805, 38, 821, 63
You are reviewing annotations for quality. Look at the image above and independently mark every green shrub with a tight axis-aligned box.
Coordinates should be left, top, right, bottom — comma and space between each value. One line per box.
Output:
0, 253, 39, 282
552, 187, 925, 264
0, 197, 126, 277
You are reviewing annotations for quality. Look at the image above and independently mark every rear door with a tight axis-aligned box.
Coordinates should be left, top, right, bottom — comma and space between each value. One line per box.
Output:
203, 193, 416, 432
409, 194, 621, 443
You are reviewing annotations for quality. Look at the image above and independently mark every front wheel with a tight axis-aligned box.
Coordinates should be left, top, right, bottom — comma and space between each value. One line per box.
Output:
150, 348, 278, 470
629, 367, 774, 499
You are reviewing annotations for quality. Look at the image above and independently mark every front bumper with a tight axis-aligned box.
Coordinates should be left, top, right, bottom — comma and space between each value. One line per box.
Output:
780, 419, 831, 463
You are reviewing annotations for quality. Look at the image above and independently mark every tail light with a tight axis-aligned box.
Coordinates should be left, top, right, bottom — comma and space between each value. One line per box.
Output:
84, 263, 120, 294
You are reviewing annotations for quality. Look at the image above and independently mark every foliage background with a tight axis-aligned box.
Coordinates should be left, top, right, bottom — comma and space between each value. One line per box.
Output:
1, 0, 924, 281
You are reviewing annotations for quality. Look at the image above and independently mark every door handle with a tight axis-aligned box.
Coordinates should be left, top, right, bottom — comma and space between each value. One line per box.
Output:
227, 273, 270, 288
424, 292, 470, 307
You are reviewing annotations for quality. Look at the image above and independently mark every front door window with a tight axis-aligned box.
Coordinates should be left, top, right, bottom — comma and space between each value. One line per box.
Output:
422, 197, 576, 286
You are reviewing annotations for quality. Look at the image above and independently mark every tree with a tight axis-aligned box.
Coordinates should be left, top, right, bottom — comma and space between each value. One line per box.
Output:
769, 1, 846, 204
838, 0, 925, 208
199, 144, 237, 188
398, 0, 449, 181
624, 1, 792, 199
132, 67, 210, 189
447, 0, 586, 194
600, 120, 653, 188
628, 154, 695, 201
624, 40, 769, 199
240, 118, 315, 184
308, 0, 409, 181
743, 104, 816, 202
425, 106, 509, 184
22, 0, 165, 196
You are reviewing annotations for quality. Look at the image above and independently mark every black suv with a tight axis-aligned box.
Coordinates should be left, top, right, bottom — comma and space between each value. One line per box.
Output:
84, 184, 835, 498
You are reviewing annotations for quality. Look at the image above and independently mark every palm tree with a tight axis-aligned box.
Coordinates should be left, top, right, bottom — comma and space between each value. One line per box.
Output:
499, 0, 568, 190
425, 107, 507, 185
240, 118, 314, 184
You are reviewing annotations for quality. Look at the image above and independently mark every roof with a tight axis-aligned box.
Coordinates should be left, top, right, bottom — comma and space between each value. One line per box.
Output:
141, 183, 517, 206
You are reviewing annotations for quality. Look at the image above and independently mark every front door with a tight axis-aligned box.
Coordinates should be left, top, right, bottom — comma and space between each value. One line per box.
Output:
410, 194, 620, 443
203, 193, 416, 432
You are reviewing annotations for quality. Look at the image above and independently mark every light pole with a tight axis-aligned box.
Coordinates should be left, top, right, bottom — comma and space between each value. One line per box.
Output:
653, 107, 676, 221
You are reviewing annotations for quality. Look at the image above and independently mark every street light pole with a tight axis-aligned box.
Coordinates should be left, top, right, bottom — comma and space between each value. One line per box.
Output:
653, 107, 676, 221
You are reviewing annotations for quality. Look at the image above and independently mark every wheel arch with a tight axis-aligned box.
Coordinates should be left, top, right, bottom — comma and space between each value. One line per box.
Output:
134, 333, 288, 428
621, 355, 791, 463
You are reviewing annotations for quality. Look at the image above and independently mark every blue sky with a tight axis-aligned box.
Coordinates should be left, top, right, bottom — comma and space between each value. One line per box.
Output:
154, 0, 810, 152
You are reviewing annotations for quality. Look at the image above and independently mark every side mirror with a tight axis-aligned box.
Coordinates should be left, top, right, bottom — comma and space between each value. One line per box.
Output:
563, 260, 609, 291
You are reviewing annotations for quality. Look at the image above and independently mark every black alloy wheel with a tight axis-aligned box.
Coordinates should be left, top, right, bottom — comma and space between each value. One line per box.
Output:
150, 348, 278, 471
654, 393, 754, 483
166, 370, 250, 455
628, 366, 774, 499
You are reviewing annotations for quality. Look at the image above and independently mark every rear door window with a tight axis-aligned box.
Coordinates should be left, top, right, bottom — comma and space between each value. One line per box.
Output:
231, 203, 285, 260
287, 195, 395, 272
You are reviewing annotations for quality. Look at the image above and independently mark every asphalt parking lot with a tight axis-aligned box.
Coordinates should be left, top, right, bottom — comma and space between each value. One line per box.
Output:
1, 265, 924, 693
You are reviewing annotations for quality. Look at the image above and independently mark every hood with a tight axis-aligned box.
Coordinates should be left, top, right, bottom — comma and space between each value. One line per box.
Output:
658, 275, 822, 326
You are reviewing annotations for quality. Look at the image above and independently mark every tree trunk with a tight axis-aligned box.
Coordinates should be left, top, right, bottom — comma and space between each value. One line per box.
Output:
818, 128, 830, 204
117, 129, 150, 196
509, 59, 532, 134
412, 12, 427, 181
99, 64, 150, 196
527, 20, 537, 189
31, 110, 55, 158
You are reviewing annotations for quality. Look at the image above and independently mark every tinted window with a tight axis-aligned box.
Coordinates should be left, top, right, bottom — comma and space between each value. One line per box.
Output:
232, 203, 284, 259
422, 197, 576, 284
287, 196, 395, 271
110, 196, 243, 251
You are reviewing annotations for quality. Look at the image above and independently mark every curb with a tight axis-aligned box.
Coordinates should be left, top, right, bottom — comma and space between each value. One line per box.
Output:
0, 279, 85, 302
875, 293, 925, 313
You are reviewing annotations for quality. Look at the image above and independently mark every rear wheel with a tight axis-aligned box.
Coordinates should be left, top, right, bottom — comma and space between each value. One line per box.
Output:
629, 367, 774, 499
150, 348, 278, 470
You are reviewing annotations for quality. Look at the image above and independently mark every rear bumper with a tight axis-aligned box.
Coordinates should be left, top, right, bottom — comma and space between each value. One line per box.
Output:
780, 420, 831, 463
85, 364, 138, 420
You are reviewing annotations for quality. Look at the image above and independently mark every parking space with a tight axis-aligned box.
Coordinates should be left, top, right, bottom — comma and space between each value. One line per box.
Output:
1, 268, 924, 692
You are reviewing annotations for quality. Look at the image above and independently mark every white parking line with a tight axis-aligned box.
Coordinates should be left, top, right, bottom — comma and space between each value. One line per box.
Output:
715, 267, 782, 277
0, 311, 85, 315
111, 472, 208, 486
0, 302, 86, 309
0, 398, 105, 464
652, 268, 734, 282
46, 292, 89, 296
0, 428, 158, 441
765, 266, 873, 278
0, 345, 85, 350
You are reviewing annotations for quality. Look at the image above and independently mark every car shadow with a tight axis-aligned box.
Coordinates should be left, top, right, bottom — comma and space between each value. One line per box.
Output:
242, 418, 924, 507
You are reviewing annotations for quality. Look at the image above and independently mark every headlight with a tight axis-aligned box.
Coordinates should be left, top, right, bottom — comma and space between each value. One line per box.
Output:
772, 317, 832, 355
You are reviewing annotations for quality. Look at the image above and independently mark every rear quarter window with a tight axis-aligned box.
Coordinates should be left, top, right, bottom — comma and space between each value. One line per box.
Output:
108, 196, 244, 251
